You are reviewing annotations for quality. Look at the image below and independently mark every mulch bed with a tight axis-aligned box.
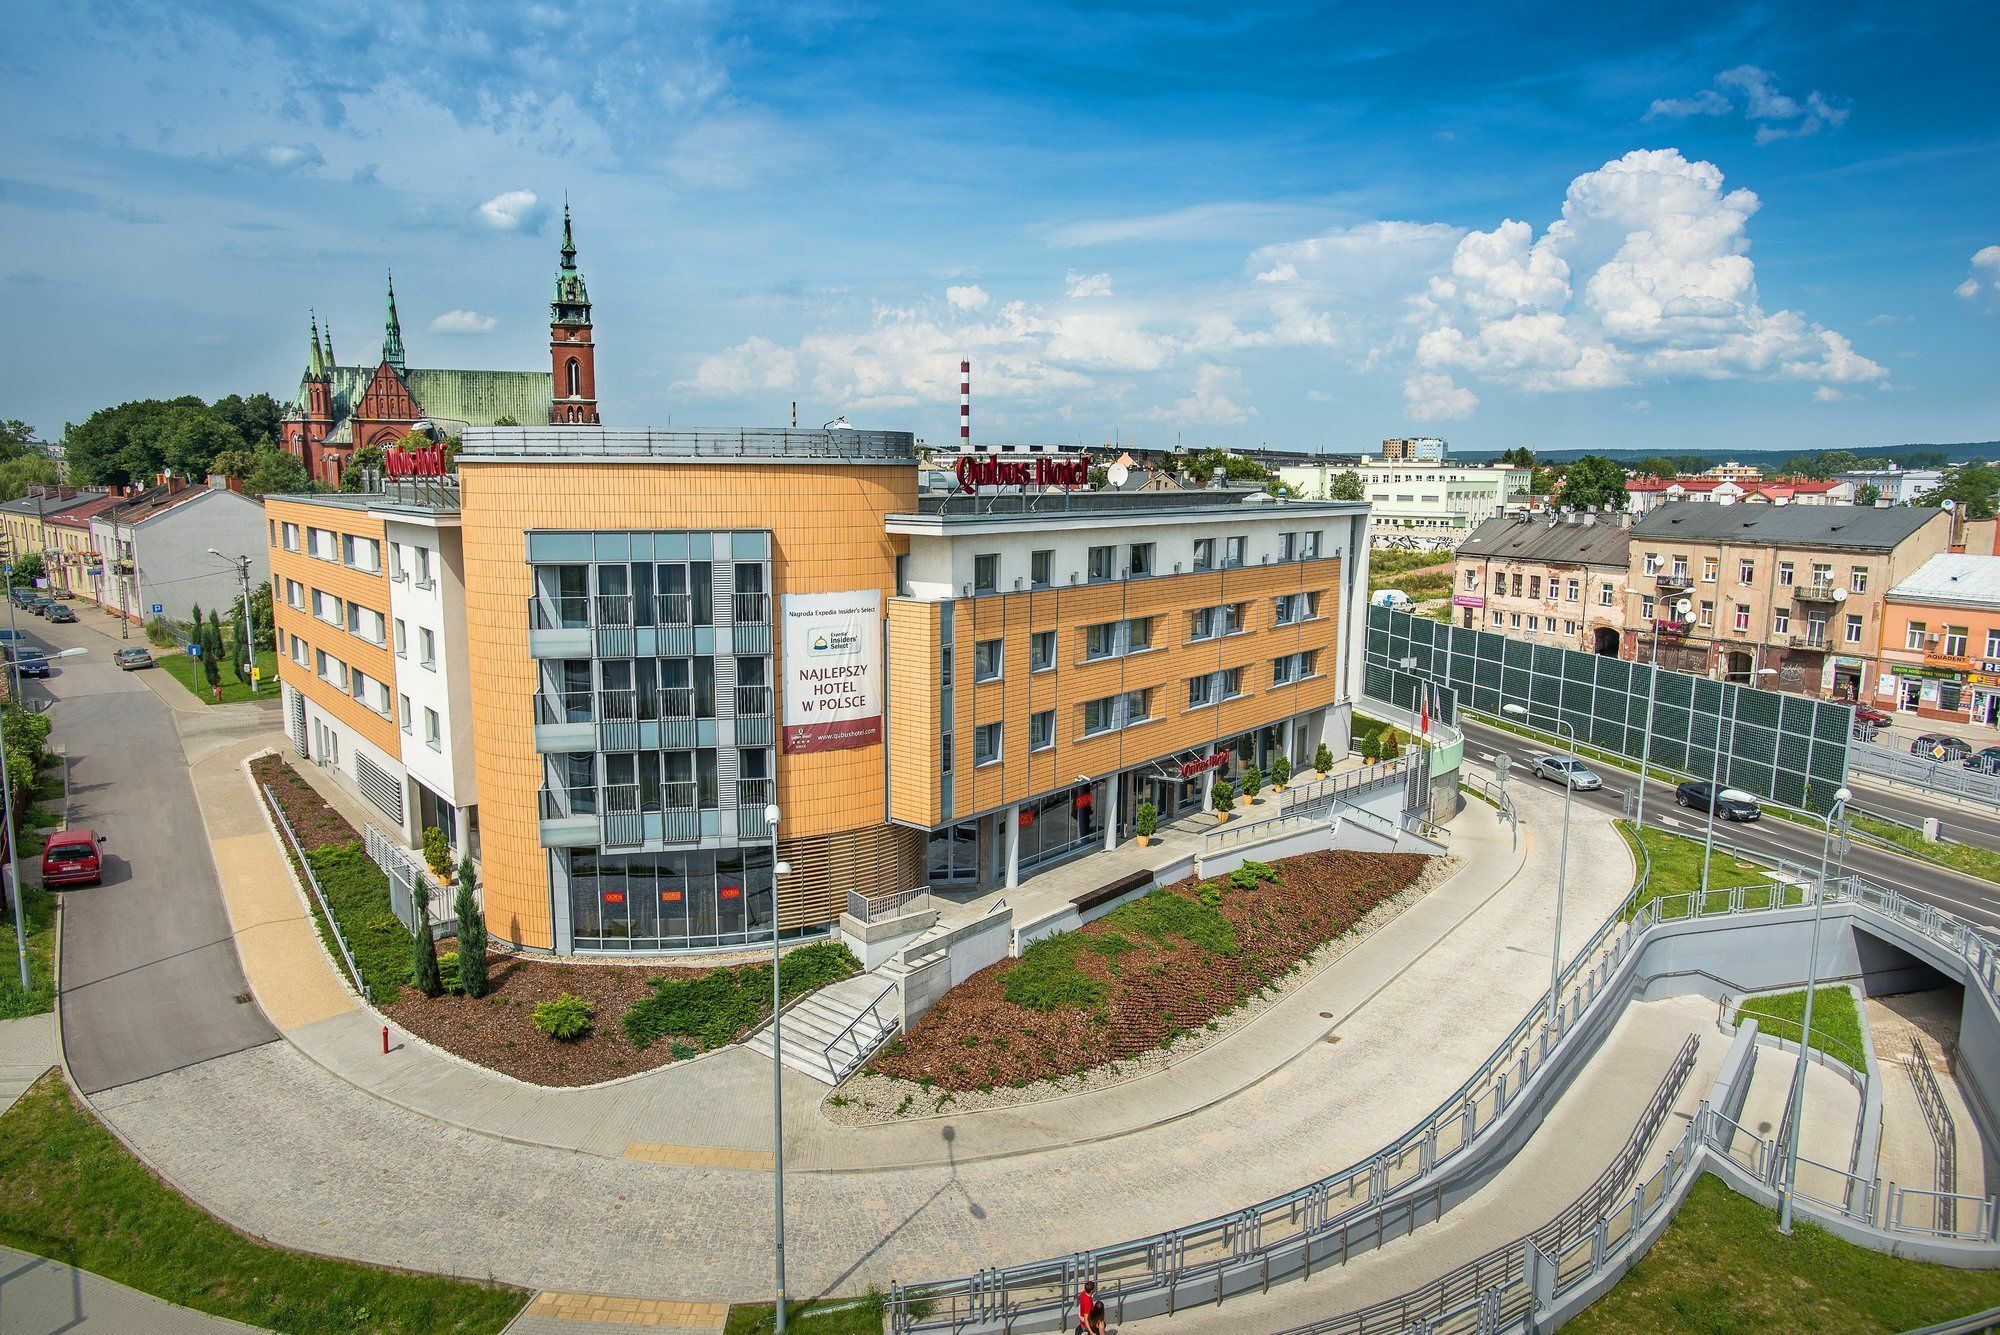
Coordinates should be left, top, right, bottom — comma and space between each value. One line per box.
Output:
872, 849, 1430, 1091
249, 750, 768, 1088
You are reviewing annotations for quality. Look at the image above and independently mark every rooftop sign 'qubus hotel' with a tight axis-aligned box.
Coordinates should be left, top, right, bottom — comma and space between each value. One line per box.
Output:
782, 590, 883, 753
954, 454, 1090, 494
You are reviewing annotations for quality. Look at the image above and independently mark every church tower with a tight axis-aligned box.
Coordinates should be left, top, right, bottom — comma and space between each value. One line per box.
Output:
383, 273, 407, 373
549, 202, 599, 425
305, 312, 333, 427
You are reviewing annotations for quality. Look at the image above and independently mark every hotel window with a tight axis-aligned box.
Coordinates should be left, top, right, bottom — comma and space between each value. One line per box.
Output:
307, 527, 337, 561
419, 627, 436, 669
315, 649, 346, 691
1906, 621, 1926, 651
1302, 531, 1321, 559
1738, 559, 1755, 583
413, 545, 434, 589
1129, 542, 1155, 578
1193, 538, 1215, 571
394, 619, 407, 657
285, 579, 304, 609
347, 603, 386, 647
973, 722, 1002, 766
1030, 630, 1055, 673
1188, 673, 1215, 708
973, 638, 1002, 682
1946, 625, 1970, 657
1846, 614, 1863, 645
389, 542, 405, 582
1774, 609, 1791, 635
1030, 549, 1053, 589
1778, 561, 1795, 586
1702, 558, 1718, 583
352, 670, 391, 717
1850, 566, 1869, 593
1566, 578, 1580, 602
312, 589, 342, 626
973, 554, 999, 594
343, 535, 381, 573
1029, 710, 1054, 752
1087, 545, 1116, 582
1734, 605, 1750, 633
281, 523, 300, 553
1277, 532, 1296, 561
424, 708, 442, 750
399, 694, 413, 733
1223, 536, 1246, 568
291, 636, 309, 667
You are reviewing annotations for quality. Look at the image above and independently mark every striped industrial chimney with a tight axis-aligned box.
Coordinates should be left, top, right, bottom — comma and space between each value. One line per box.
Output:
960, 359, 971, 449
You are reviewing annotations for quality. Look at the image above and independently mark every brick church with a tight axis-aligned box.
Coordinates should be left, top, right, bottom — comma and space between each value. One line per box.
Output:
279, 204, 600, 485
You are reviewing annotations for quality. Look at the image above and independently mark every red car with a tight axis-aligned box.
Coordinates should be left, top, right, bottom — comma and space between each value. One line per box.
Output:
40, 828, 105, 886
1854, 706, 1894, 727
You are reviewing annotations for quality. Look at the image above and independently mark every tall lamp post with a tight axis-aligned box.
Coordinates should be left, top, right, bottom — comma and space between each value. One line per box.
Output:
1779, 783, 1853, 1234
3, 646, 89, 988
207, 550, 257, 693
1633, 596, 1692, 832
1701, 666, 1777, 894
1503, 703, 1576, 1032
762, 801, 790, 1334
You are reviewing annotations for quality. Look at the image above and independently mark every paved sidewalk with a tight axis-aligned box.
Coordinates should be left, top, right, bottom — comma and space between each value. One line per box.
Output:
0, 1244, 266, 1333
0, 1013, 54, 1115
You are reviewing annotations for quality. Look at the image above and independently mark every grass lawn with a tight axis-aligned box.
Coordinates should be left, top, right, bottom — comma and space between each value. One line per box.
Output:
155, 644, 279, 705
0, 880, 54, 1017
1738, 985, 1868, 1072
1567, 1174, 2000, 1333
1616, 822, 1800, 919
1851, 811, 2000, 885
0, 1072, 527, 1334
726, 1295, 891, 1335
302, 843, 416, 1004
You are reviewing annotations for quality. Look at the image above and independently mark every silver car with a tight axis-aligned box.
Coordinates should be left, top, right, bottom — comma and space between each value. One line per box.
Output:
1529, 754, 1603, 791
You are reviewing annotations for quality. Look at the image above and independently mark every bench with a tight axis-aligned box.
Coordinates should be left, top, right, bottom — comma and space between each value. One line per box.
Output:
1071, 869, 1154, 915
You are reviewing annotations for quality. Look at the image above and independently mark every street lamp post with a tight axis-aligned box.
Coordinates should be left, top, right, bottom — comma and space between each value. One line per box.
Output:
207, 550, 256, 693
1503, 703, 1575, 1033
1779, 784, 1853, 1234
763, 801, 789, 1335
1634, 596, 1692, 833
1702, 667, 1777, 895
3, 646, 88, 988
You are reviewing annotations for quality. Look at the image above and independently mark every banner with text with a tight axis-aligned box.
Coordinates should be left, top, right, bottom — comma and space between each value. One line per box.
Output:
782, 590, 884, 753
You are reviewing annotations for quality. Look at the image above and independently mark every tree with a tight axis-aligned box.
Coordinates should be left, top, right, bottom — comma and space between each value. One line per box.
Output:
1855, 482, 1883, 507
1497, 447, 1536, 469
247, 582, 275, 650
1529, 465, 1563, 496
246, 444, 312, 496
340, 444, 386, 493
412, 884, 444, 997
0, 420, 42, 460
492, 415, 519, 427
455, 854, 488, 999
1923, 465, 2000, 520
5, 553, 44, 589
209, 393, 284, 449
63, 397, 219, 487
1556, 455, 1628, 511
1330, 470, 1365, 501
1631, 456, 1681, 479
209, 447, 257, 479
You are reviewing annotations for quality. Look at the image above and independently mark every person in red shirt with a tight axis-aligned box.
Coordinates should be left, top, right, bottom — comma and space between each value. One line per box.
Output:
1076, 1281, 1097, 1335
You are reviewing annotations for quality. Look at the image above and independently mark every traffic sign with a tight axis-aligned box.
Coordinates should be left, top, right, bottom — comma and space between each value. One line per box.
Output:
151, 603, 164, 615
250, 666, 261, 683
186, 643, 201, 658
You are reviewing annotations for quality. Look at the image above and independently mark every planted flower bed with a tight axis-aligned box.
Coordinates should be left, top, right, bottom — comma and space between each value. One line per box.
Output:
252, 753, 859, 1086
870, 849, 1430, 1092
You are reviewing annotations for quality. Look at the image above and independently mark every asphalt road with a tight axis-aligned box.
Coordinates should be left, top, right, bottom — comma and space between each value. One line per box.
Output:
21, 610, 278, 1096
1462, 717, 2000, 937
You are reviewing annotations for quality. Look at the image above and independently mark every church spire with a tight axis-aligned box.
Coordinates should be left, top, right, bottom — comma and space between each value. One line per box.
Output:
548, 198, 598, 424
308, 311, 325, 379
383, 271, 406, 372
323, 320, 335, 369
551, 200, 591, 328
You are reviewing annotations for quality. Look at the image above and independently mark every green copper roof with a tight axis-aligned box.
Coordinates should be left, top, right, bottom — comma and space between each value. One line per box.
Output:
403, 368, 553, 426
551, 201, 592, 328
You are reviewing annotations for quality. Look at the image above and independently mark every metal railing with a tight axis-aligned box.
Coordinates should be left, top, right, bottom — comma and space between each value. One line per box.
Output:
364, 823, 464, 939
735, 684, 772, 717
847, 886, 933, 923
461, 425, 918, 461
1848, 741, 2000, 807
539, 785, 597, 819
263, 784, 369, 1003
662, 780, 698, 812
732, 591, 770, 625
736, 777, 773, 808
1278, 755, 1413, 813
593, 592, 633, 628
529, 594, 591, 630
822, 980, 901, 1083
655, 592, 693, 626
1909, 1037, 1960, 1234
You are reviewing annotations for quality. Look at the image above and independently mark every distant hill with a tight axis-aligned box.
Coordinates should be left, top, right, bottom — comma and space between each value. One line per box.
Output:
1455, 443, 1998, 468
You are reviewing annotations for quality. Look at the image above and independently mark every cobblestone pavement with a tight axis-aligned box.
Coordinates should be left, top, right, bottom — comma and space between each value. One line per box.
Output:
88, 778, 1641, 1302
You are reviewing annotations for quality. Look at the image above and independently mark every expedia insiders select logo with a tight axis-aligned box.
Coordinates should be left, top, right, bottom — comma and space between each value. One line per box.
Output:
810, 629, 860, 655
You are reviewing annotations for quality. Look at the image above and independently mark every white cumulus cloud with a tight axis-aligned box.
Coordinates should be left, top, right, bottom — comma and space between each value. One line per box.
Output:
1813, 386, 1858, 403
1146, 364, 1256, 425
946, 284, 990, 312
1647, 66, 1849, 143
1065, 270, 1114, 299
1404, 373, 1478, 421
478, 189, 549, 232
429, 310, 496, 334
677, 336, 800, 397
1956, 246, 2000, 301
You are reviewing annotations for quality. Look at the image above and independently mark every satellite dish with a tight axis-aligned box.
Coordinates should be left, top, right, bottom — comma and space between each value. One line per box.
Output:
1107, 463, 1130, 487
1942, 499, 1957, 512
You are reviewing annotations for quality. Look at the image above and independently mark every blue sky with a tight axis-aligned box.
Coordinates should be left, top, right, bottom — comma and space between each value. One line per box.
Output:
2, 1, 1995, 454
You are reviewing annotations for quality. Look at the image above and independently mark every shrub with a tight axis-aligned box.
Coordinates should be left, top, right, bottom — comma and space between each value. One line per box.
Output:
1004, 936, 1108, 1013
1211, 779, 1235, 815
1315, 742, 1334, 774
1272, 755, 1293, 789
621, 941, 860, 1050
1240, 764, 1263, 801
143, 617, 179, 648
1197, 881, 1224, 909
533, 993, 594, 1040
1229, 860, 1279, 892
454, 855, 488, 999
437, 951, 462, 995
421, 826, 452, 881
1359, 732, 1380, 763
1134, 800, 1158, 839
1381, 727, 1403, 759
411, 884, 443, 998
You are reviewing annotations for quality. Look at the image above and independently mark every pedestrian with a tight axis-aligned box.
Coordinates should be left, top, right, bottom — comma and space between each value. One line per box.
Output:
1076, 1280, 1096, 1335
1089, 1291, 1107, 1335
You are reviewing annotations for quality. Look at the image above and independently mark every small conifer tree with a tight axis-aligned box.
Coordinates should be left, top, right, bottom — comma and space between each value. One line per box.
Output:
412, 882, 444, 997
455, 854, 488, 999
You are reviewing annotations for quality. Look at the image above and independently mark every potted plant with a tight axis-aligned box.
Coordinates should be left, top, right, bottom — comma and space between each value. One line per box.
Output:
1381, 727, 1403, 760
1211, 779, 1235, 823
1241, 764, 1264, 804
1314, 742, 1334, 777
1272, 755, 1292, 794
1134, 800, 1158, 848
422, 826, 454, 884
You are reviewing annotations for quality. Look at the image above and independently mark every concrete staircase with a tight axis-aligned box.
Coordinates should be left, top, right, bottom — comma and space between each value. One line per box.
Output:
745, 970, 902, 1085
872, 919, 953, 990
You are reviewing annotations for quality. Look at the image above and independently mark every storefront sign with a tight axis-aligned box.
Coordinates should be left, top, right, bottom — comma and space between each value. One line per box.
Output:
1451, 595, 1484, 609
1179, 748, 1232, 781
383, 444, 450, 478
782, 590, 883, 753
953, 454, 1090, 494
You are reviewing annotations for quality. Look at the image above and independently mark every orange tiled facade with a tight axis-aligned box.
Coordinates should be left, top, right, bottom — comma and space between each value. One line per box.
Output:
267, 498, 401, 758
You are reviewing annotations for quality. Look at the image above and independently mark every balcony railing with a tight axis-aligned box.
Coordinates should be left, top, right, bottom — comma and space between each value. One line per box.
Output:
735, 684, 771, 717
540, 785, 597, 819
733, 592, 771, 625
662, 780, 698, 811
1795, 581, 1841, 603
661, 685, 696, 719
594, 593, 634, 627
534, 690, 594, 725
1654, 571, 1691, 589
737, 777, 774, 809
655, 592, 693, 626
1788, 633, 1829, 649
530, 594, 592, 630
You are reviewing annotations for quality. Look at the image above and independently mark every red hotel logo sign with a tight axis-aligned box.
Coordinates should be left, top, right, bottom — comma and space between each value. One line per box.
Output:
383, 445, 450, 478
954, 455, 1090, 494
1179, 748, 1232, 781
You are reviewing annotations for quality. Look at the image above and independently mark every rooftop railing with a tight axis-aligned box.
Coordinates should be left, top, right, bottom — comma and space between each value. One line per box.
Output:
460, 426, 918, 461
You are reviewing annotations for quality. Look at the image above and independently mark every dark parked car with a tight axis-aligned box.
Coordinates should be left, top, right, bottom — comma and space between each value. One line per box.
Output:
44, 604, 75, 623
1854, 706, 1894, 728
25, 597, 54, 617
40, 828, 105, 887
1967, 746, 2000, 774
12, 650, 49, 678
1911, 733, 1972, 762
1675, 780, 1761, 821
113, 646, 154, 670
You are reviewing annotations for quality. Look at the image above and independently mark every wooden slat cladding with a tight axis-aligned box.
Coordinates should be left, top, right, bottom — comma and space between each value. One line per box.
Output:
778, 824, 924, 929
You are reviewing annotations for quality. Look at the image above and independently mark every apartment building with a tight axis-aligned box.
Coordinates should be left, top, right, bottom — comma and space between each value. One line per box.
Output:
1624, 477, 1747, 515
1452, 512, 1632, 655
1379, 437, 1446, 462
1277, 458, 1529, 539
1624, 502, 1950, 700
1838, 466, 1944, 505
1878, 554, 2000, 725
0, 487, 109, 572
267, 482, 476, 855
362, 425, 1375, 958
91, 479, 269, 626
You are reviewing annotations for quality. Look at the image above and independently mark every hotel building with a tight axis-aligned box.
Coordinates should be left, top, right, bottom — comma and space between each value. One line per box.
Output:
266, 428, 1371, 957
